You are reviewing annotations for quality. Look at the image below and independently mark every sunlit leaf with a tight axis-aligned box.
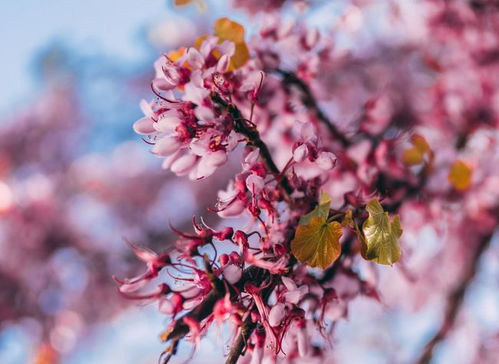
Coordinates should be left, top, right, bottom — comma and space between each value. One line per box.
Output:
228, 42, 250, 71
168, 47, 186, 62
34, 344, 59, 364
360, 199, 402, 265
448, 160, 472, 191
402, 134, 433, 167
411, 134, 430, 153
292, 193, 342, 269
342, 209, 354, 227
194, 35, 208, 50
174, 0, 206, 10
299, 190, 331, 225
402, 147, 423, 165
214, 17, 245, 43
213, 18, 250, 70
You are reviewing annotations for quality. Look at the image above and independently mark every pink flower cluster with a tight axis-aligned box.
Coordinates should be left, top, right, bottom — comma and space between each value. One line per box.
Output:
134, 37, 264, 180
123, 1, 499, 363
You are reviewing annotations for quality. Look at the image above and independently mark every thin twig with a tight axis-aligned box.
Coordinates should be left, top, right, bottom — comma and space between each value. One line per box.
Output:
211, 92, 293, 196
272, 69, 351, 148
225, 276, 276, 364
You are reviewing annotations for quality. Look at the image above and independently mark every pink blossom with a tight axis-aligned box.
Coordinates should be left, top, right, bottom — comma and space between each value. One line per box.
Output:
281, 276, 308, 305
222, 264, 242, 284
268, 303, 286, 327
123, 5, 499, 364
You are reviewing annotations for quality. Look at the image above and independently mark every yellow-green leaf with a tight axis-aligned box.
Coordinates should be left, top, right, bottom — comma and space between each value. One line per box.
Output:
402, 134, 432, 167
299, 191, 331, 225
174, 0, 206, 10
411, 134, 430, 153
448, 160, 472, 191
361, 199, 402, 265
291, 215, 342, 269
168, 47, 187, 62
228, 42, 249, 71
402, 147, 423, 165
214, 17, 245, 43
342, 209, 354, 227
212, 18, 250, 70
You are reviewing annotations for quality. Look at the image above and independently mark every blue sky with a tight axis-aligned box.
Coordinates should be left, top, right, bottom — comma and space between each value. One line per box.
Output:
0, 0, 173, 114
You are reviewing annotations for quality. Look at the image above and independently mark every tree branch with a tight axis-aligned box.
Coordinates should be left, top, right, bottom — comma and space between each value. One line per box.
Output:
164, 91, 348, 363
225, 316, 257, 364
414, 232, 493, 364
162, 94, 296, 363
272, 69, 351, 148
211, 92, 293, 196
225, 274, 277, 364
162, 265, 270, 363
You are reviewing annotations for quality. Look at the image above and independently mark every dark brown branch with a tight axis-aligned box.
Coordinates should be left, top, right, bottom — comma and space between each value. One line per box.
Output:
162, 256, 227, 356
226, 314, 258, 364
163, 94, 295, 362
414, 232, 493, 364
211, 92, 293, 196
272, 69, 351, 148
162, 265, 270, 363
225, 276, 276, 364
167, 91, 337, 362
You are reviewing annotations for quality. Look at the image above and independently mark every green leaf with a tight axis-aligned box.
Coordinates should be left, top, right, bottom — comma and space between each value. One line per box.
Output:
291, 216, 343, 269
361, 199, 403, 265
291, 191, 343, 269
299, 190, 331, 225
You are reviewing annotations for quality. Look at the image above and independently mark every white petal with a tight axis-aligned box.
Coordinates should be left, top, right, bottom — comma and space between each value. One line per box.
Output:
246, 174, 265, 193
217, 55, 230, 73
154, 112, 182, 133
139, 99, 153, 116
182, 83, 209, 105
244, 149, 260, 166
187, 48, 204, 69
158, 298, 174, 314
268, 303, 286, 327
281, 276, 297, 291
192, 150, 228, 178
223, 264, 242, 284
297, 327, 309, 357
153, 136, 180, 156
161, 150, 182, 170
218, 200, 245, 218
316, 151, 336, 170
171, 153, 197, 175
218, 40, 235, 57
152, 77, 176, 91
133, 117, 156, 135
293, 144, 309, 163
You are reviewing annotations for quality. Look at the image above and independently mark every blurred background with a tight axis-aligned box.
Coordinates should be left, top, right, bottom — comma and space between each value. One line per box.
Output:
1, 1, 498, 364
0, 1, 223, 363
